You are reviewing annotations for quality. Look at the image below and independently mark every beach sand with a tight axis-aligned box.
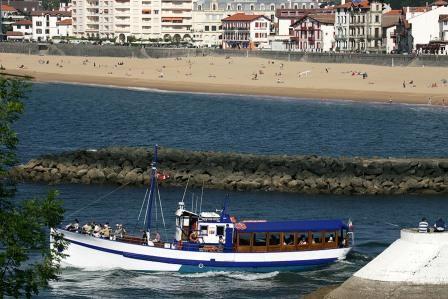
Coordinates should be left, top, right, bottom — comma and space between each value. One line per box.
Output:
1, 53, 448, 104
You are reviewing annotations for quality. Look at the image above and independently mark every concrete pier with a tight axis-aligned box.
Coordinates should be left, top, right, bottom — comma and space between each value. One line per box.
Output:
326, 229, 448, 298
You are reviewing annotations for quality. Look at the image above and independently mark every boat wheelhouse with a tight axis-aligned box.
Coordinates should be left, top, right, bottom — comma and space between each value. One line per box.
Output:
52, 145, 353, 272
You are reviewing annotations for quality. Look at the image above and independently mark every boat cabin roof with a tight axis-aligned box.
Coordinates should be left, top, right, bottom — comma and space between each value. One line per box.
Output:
237, 219, 348, 233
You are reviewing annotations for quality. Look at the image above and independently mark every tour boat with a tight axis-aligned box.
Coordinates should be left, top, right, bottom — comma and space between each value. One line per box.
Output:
52, 145, 354, 272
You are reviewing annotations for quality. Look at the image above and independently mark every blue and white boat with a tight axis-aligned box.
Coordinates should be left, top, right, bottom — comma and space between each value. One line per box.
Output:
53, 145, 354, 272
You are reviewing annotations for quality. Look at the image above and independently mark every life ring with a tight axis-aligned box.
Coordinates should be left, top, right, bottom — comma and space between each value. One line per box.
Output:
189, 232, 198, 243
198, 263, 204, 269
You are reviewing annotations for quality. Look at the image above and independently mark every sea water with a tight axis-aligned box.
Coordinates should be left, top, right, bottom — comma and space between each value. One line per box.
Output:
13, 83, 448, 298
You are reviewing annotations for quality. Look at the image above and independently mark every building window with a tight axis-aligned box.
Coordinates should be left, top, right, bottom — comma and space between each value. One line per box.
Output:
36, 21, 42, 26
17, 25, 21, 29
280, 3, 285, 9
212, 25, 216, 31
227, 4, 231, 10
212, 3, 216, 10
197, 4, 201, 10
260, 4, 265, 10
45, 29, 49, 34
270, 4, 275, 11
250, 4, 254, 10
310, 4, 314, 8
36, 29, 42, 34
205, 25, 209, 31
375, 15, 379, 23
237, 4, 242, 11
294, 4, 298, 9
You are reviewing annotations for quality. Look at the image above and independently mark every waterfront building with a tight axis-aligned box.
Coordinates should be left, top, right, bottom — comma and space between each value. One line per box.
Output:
7, 19, 32, 40
31, 10, 72, 41
290, 13, 334, 51
407, 2, 448, 53
192, 0, 321, 48
8, 0, 42, 15
381, 9, 412, 54
161, 0, 193, 42
334, 0, 386, 53
440, 14, 448, 41
221, 13, 270, 49
1, 4, 25, 34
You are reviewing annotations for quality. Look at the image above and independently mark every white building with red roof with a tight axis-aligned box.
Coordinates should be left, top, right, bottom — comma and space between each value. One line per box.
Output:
31, 10, 72, 41
290, 13, 335, 51
1, 4, 26, 34
8, 19, 32, 41
222, 13, 271, 49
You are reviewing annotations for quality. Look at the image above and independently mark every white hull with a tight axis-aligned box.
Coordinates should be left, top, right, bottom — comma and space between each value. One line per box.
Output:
54, 230, 351, 272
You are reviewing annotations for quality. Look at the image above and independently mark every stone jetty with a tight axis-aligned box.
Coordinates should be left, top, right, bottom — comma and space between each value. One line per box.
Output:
10, 147, 448, 195
326, 229, 448, 299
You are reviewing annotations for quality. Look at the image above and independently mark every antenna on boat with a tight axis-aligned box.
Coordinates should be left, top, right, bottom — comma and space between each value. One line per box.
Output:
199, 181, 204, 214
191, 192, 194, 212
144, 144, 158, 234
181, 176, 190, 205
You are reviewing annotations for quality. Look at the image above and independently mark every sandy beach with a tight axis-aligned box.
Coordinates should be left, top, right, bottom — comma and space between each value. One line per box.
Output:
1, 52, 448, 104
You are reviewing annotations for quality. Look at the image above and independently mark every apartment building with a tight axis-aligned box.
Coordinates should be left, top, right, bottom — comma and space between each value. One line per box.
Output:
72, 0, 195, 42
7, 19, 32, 40
334, 0, 385, 53
1, 4, 26, 34
31, 10, 72, 41
192, 0, 321, 47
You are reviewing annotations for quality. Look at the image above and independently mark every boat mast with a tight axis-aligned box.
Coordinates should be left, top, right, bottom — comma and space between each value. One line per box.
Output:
145, 144, 158, 233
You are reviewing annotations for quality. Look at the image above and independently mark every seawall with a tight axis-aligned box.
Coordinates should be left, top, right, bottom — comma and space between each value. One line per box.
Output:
2, 43, 448, 67
10, 147, 448, 195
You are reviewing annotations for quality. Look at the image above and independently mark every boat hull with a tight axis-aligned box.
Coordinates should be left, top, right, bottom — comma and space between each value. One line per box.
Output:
54, 230, 351, 272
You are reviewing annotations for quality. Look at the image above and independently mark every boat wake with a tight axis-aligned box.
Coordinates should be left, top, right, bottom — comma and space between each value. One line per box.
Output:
175, 271, 280, 281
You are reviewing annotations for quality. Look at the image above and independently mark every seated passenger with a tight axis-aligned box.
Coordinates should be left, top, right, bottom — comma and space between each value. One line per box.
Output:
100, 224, 110, 238
152, 232, 161, 243
82, 223, 93, 234
299, 238, 307, 245
328, 234, 334, 242
434, 218, 445, 232
65, 219, 79, 232
418, 217, 429, 233
219, 236, 225, 244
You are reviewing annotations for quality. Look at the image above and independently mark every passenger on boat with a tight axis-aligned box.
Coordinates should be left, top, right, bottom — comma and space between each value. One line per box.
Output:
100, 224, 110, 238
82, 223, 93, 234
152, 232, 161, 243
286, 234, 294, 245
65, 219, 80, 232
219, 236, 225, 244
114, 224, 127, 238
418, 217, 429, 233
93, 223, 102, 237
434, 218, 445, 232
299, 237, 307, 246
328, 234, 334, 242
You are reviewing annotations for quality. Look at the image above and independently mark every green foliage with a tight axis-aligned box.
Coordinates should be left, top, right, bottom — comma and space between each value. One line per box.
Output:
388, 0, 428, 9
41, 0, 60, 10
0, 77, 66, 298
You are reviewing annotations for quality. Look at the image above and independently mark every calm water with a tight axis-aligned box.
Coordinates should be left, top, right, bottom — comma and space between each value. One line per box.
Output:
12, 83, 448, 298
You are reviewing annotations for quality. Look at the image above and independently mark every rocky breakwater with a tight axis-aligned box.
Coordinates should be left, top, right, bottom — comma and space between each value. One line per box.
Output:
10, 147, 448, 195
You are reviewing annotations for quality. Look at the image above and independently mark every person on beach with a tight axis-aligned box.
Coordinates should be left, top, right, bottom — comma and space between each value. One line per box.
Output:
403, 81, 406, 88
418, 217, 429, 233
428, 97, 432, 105
434, 218, 445, 232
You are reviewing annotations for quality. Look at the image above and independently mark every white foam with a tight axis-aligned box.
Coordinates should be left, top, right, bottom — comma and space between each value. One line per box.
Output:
176, 271, 279, 281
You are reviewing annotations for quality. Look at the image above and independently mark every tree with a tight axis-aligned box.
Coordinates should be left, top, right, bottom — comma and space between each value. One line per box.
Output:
0, 76, 66, 298
41, 0, 60, 10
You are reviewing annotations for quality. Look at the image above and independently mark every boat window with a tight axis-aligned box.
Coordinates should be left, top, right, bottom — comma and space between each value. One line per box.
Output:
216, 226, 225, 236
253, 232, 267, 246
200, 225, 208, 236
238, 233, 251, 246
325, 232, 335, 243
284, 233, 295, 245
268, 233, 281, 246
297, 233, 307, 246
312, 232, 322, 244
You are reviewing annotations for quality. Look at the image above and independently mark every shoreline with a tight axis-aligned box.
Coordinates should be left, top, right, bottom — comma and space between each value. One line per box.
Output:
2, 53, 448, 105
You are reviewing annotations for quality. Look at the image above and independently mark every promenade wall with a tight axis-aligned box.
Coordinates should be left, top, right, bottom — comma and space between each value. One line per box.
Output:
11, 147, 448, 195
2, 43, 448, 67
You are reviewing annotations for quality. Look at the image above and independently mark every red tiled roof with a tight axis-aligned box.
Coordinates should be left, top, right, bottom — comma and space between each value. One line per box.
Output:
292, 13, 335, 26
276, 8, 335, 18
222, 13, 266, 22
1, 4, 17, 11
404, 6, 430, 13
57, 18, 72, 25
6, 31, 24, 36
433, 0, 448, 6
439, 14, 448, 21
385, 10, 402, 15
31, 10, 71, 17
14, 19, 32, 25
